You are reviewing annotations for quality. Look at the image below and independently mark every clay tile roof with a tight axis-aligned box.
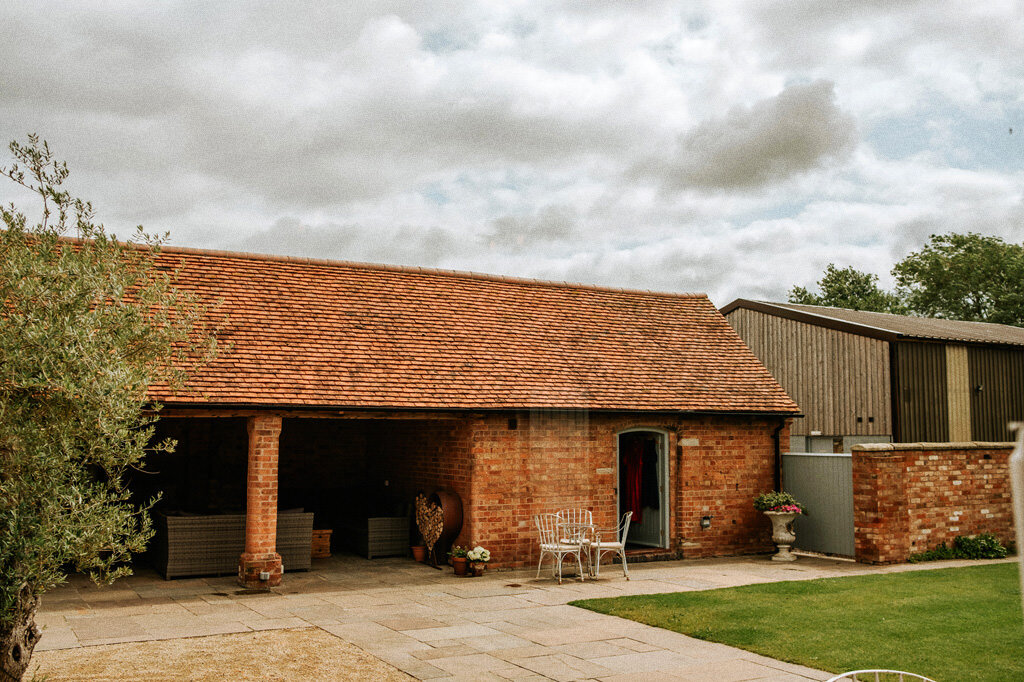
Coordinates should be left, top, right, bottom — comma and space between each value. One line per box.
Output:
148, 247, 798, 413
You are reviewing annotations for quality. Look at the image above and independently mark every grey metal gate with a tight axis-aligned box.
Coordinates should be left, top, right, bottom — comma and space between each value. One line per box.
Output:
781, 452, 854, 557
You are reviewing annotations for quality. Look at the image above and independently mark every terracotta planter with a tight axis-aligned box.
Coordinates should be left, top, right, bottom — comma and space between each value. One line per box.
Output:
452, 556, 469, 576
470, 562, 486, 577
764, 511, 799, 562
411, 545, 426, 562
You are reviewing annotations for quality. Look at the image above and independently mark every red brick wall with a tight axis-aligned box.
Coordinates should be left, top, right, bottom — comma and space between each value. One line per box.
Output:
467, 412, 785, 567
853, 442, 1014, 564
164, 411, 786, 570
376, 419, 475, 547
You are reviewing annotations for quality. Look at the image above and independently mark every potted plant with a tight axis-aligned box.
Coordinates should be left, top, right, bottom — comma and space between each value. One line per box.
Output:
754, 491, 806, 562
466, 545, 490, 576
448, 545, 469, 575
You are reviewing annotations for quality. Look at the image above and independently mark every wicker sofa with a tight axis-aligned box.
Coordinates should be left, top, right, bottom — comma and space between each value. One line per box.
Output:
342, 516, 410, 559
153, 510, 314, 579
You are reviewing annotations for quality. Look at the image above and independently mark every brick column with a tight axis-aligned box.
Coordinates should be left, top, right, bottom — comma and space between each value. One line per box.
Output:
238, 415, 283, 588
853, 449, 909, 564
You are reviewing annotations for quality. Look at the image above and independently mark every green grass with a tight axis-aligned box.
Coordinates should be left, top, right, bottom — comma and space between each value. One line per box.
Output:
571, 563, 1024, 681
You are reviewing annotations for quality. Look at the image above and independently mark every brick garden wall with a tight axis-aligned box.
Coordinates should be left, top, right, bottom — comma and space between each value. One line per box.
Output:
852, 442, 1014, 564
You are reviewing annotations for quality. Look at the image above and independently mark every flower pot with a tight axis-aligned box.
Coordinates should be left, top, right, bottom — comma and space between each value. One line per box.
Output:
470, 562, 486, 577
764, 511, 799, 561
411, 545, 426, 562
452, 556, 469, 576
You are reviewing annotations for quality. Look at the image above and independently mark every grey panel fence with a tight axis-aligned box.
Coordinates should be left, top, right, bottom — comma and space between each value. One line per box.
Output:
781, 452, 855, 557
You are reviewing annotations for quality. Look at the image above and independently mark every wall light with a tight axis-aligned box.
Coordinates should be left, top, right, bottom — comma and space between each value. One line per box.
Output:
700, 515, 713, 530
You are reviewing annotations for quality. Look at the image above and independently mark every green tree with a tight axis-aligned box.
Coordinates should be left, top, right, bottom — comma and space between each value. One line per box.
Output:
788, 264, 905, 313
0, 136, 218, 680
892, 232, 1024, 327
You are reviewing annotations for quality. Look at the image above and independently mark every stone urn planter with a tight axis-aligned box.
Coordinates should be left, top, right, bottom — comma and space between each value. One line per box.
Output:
764, 511, 799, 561
754, 491, 805, 562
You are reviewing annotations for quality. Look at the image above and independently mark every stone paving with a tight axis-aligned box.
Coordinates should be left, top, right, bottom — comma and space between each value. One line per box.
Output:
36, 553, 1009, 681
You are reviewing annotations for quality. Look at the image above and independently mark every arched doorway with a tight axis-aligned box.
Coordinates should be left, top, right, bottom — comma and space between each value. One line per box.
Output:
616, 429, 669, 549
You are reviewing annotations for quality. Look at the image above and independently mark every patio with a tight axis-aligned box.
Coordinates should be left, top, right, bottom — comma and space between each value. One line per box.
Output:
34, 554, 1004, 680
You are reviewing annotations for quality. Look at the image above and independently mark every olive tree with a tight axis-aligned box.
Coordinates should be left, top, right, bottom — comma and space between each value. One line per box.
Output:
0, 136, 218, 680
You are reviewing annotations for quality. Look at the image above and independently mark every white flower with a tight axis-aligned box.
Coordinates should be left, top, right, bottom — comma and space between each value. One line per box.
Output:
467, 545, 490, 562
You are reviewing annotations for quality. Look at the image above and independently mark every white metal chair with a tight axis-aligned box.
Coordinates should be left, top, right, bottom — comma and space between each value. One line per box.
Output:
534, 513, 586, 584
556, 509, 594, 573
591, 511, 632, 579
826, 671, 936, 682
556, 508, 593, 529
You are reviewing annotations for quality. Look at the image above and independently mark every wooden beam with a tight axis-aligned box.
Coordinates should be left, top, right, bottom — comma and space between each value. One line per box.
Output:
152, 407, 477, 420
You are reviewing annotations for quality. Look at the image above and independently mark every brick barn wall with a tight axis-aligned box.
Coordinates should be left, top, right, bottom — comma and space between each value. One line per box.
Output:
467, 412, 785, 568
157, 412, 786, 569
853, 442, 1014, 564
142, 417, 249, 513
375, 419, 475, 547
278, 418, 474, 548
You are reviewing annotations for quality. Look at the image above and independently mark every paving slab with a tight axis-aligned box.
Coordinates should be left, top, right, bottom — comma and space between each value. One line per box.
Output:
38, 552, 1007, 680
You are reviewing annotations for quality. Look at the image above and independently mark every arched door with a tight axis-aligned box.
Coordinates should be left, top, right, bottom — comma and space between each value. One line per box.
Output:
617, 429, 668, 548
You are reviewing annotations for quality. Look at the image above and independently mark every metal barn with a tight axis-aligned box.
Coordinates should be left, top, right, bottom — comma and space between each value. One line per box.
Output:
722, 300, 1024, 451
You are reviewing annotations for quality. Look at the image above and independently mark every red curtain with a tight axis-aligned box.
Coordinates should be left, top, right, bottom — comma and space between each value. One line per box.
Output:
622, 438, 644, 524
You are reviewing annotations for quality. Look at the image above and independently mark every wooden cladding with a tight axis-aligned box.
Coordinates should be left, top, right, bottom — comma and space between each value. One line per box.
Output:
945, 345, 971, 441
893, 341, 948, 442
726, 308, 890, 437
727, 303, 1024, 444
969, 347, 1024, 441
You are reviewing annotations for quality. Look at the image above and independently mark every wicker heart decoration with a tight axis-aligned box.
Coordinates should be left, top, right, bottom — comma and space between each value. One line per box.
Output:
415, 494, 444, 553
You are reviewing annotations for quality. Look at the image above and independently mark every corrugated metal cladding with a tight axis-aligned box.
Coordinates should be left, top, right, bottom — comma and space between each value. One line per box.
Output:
782, 453, 854, 556
969, 347, 1024, 441
894, 342, 948, 442
725, 308, 890, 437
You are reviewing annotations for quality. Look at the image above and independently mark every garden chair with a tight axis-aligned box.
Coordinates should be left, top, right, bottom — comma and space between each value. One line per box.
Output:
534, 513, 586, 584
591, 511, 632, 579
826, 671, 935, 682
555, 508, 594, 573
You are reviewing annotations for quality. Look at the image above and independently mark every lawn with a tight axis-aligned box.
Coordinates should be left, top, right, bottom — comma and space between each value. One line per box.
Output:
571, 563, 1024, 681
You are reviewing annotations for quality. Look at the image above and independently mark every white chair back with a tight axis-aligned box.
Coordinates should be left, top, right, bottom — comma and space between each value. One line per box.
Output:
556, 508, 593, 543
557, 508, 593, 526
618, 511, 633, 544
535, 513, 562, 546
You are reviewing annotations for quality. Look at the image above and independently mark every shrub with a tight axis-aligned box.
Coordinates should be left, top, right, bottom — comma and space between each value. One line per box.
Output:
954, 533, 1009, 559
909, 533, 1008, 563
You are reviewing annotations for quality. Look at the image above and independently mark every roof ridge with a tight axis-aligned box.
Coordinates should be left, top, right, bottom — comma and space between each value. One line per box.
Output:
150, 242, 709, 300
723, 298, 1024, 346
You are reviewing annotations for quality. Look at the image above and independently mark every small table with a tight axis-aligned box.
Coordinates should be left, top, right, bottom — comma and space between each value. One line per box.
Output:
558, 520, 596, 576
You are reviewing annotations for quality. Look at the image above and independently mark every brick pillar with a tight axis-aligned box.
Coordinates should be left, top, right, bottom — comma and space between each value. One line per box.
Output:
238, 415, 283, 588
853, 449, 909, 564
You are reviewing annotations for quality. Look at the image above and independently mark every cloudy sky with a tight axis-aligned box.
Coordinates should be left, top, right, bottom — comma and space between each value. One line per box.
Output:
2, 1, 1022, 305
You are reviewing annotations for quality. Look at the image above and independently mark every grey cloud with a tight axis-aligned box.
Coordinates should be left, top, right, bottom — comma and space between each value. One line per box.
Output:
0, 2, 641, 219
486, 205, 578, 251
741, 0, 1024, 72
645, 80, 857, 191
226, 218, 469, 267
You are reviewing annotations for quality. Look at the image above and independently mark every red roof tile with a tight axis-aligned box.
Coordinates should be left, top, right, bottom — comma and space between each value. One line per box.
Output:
148, 247, 798, 413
